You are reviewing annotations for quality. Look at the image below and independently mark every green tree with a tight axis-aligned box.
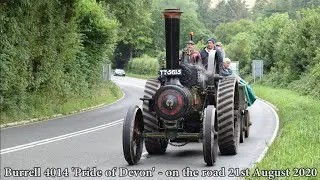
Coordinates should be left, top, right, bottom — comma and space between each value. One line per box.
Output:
75, 0, 119, 86
214, 19, 253, 45
195, 0, 215, 30
105, 0, 153, 68
259, 0, 320, 18
224, 32, 256, 76
225, 0, 249, 20
212, 4, 320, 98
251, 0, 269, 19
211, 0, 249, 29
146, 0, 210, 56
250, 13, 292, 72
272, 7, 320, 83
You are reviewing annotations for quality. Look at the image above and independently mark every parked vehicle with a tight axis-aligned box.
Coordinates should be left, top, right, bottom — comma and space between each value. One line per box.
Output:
114, 69, 126, 76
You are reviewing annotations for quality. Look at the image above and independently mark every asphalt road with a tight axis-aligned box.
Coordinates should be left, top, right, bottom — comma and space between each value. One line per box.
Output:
0, 76, 278, 180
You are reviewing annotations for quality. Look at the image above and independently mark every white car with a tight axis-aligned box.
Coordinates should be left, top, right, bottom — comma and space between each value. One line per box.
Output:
114, 69, 126, 76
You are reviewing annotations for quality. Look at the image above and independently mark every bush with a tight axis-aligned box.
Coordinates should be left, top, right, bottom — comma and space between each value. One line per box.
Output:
126, 54, 159, 75
0, 0, 120, 122
288, 62, 320, 99
215, 6, 320, 99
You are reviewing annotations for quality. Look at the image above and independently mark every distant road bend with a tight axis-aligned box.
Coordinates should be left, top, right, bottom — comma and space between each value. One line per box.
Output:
0, 76, 278, 180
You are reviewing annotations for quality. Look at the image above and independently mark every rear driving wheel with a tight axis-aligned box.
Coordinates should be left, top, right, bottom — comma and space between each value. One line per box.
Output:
217, 77, 241, 155
143, 79, 168, 154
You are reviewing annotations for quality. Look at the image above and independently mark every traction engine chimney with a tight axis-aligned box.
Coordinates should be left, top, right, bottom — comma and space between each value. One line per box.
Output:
163, 9, 183, 70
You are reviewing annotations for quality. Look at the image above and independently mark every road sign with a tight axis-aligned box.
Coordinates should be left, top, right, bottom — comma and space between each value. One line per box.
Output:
103, 64, 112, 80
252, 60, 263, 82
230, 61, 239, 76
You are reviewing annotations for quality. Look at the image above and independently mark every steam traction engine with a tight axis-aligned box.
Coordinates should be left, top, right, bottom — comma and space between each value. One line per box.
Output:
122, 9, 251, 166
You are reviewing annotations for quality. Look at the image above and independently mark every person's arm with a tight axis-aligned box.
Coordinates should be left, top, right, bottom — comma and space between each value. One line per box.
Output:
195, 52, 201, 63
221, 49, 225, 59
215, 50, 224, 75
195, 52, 205, 68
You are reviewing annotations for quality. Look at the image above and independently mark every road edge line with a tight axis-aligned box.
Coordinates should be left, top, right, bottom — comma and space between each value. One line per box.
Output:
253, 98, 280, 165
0, 90, 125, 130
115, 82, 146, 89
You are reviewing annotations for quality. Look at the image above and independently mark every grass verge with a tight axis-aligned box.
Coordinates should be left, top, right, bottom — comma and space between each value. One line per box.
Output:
0, 80, 123, 127
246, 85, 320, 180
126, 72, 157, 80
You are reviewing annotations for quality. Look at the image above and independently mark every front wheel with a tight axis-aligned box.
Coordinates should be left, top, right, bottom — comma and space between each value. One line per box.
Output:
122, 105, 144, 165
203, 105, 218, 166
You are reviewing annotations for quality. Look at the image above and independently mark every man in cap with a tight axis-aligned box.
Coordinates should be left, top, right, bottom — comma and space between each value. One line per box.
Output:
200, 38, 224, 75
215, 41, 225, 59
180, 40, 202, 65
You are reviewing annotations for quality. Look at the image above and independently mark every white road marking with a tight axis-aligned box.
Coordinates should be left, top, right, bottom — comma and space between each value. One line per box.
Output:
254, 99, 280, 164
141, 152, 149, 159
1, 119, 124, 155
114, 81, 145, 89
